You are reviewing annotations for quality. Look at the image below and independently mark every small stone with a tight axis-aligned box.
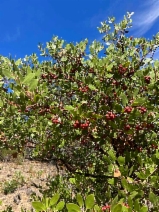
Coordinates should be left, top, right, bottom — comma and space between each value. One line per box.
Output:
31, 180, 41, 188
26, 188, 33, 196
14, 194, 21, 205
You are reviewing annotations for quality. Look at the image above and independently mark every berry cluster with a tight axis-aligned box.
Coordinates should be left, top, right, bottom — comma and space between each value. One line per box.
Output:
39, 108, 51, 115
105, 112, 116, 120
41, 73, 58, 79
41, 72, 58, 84
118, 64, 127, 74
124, 106, 133, 113
138, 106, 147, 114
79, 86, 89, 93
73, 120, 90, 129
51, 117, 61, 124
144, 76, 151, 84
124, 124, 131, 131
102, 205, 110, 211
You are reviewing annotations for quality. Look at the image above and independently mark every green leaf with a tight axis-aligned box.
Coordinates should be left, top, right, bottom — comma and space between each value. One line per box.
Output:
32, 201, 46, 212
106, 73, 114, 78
23, 73, 35, 84
111, 195, 118, 211
29, 79, 38, 91
76, 194, 84, 207
155, 150, 159, 159
139, 206, 148, 212
88, 84, 97, 90
149, 192, 158, 206
121, 205, 129, 212
64, 105, 75, 111
85, 194, 95, 210
0, 100, 3, 107
66, 203, 81, 212
2, 69, 13, 79
15, 58, 22, 66
127, 196, 133, 209
114, 104, 122, 112
133, 88, 139, 97
94, 204, 102, 212
112, 204, 122, 212
55, 201, 65, 211
135, 172, 147, 180
132, 98, 146, 106
130, 191, 138, 199
108, 178, 115, 185
44, 198, 49, 209
154, 60, 159, 69
35, 69, 42, 77
108, 150, 116, 162
134, 199, 140, 211
120, 93, 128, 106
129, 166, 134, 176
136, 70, 143, 77
49, 193, 60, 206
61, 56, 67, 62
121, 178, 129, 191
117, 156, 125, 166
107, 64, 113, 71
151, 132, 157, 139
69, 178, 76, 184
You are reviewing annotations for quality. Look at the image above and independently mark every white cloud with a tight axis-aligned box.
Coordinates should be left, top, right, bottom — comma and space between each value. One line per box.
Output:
4, 27, 21, 42
132, 0, 159, 36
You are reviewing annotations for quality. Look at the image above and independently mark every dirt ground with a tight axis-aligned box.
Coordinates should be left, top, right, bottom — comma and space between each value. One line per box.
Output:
0, 159, 60, 211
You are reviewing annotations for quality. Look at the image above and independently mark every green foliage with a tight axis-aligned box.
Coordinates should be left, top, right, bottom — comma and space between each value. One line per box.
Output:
0, 11, 159, 211
2, 171, 25, 195
3, 179, 19, 195
32, 193, 100, 212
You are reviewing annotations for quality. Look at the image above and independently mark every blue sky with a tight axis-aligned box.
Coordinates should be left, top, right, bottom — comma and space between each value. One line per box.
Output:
0, 0, 159, 60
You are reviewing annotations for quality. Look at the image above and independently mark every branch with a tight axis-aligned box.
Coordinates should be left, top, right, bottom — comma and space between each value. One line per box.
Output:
57, 158, 119, 179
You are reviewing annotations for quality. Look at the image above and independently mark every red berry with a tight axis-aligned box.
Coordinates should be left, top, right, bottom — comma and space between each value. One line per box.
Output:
113, 92, 117, 97
102, 205, 110, 211
122, 85, 128, 90
137, 147, 142, 152
41, 74, 47, 79
79, 86, 89, 93
138, 107, 147, 114
124, 124, 131, 130
136, 125, 142, 131
73, 120, 80, 128
52, 118, 60, 124
123, 203, 129, 208
144, 76, 151, 84
118, 64, 127, 74
80, 122, 89, 129
124, 106, 133, 113
106, 112, 116, 120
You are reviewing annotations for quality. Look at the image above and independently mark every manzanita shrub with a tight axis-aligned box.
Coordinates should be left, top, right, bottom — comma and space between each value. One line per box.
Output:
0, 12, 159, 211
31, 193, 130, 212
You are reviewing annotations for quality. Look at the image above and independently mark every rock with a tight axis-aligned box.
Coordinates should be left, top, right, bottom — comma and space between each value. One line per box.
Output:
26, 188, 33, 196
31, 180, 41, 188
13, 194, 21, 205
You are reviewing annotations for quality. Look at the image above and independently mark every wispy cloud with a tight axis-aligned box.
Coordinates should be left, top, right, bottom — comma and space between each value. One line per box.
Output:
132, 0, 159, 37
4, 27, 21, 42
93, 0, 159, 45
